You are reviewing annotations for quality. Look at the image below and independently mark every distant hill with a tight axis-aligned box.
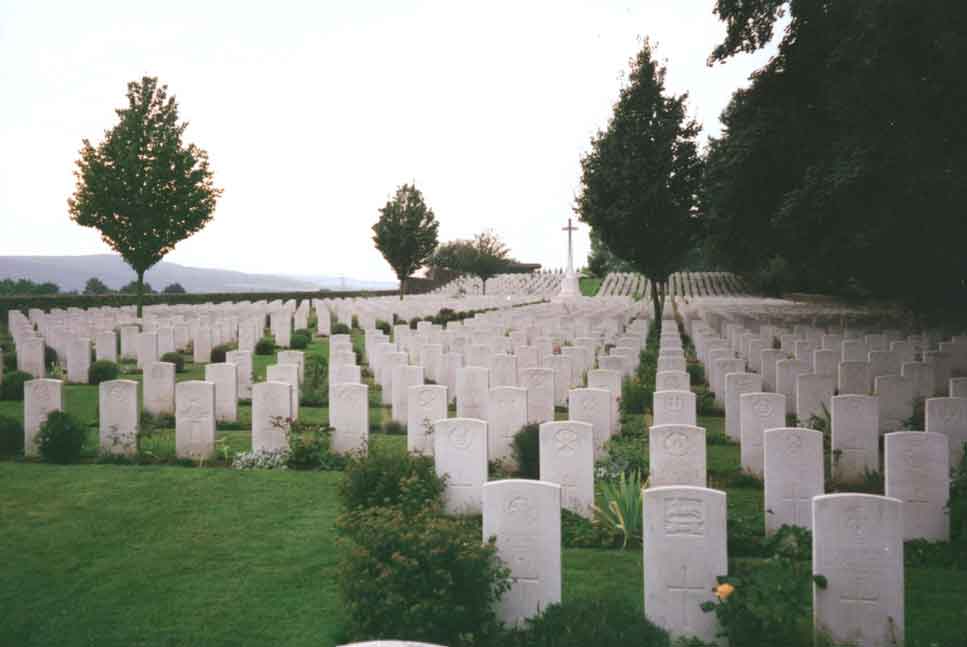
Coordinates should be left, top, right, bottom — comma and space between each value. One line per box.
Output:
0, 255, 397, 293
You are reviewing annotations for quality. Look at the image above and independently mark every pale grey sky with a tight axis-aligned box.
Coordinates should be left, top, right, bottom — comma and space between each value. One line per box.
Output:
0, 1, 779, 281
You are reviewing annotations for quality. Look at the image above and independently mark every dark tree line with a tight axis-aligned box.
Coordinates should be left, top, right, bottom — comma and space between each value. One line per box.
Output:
703, 0, 967, 319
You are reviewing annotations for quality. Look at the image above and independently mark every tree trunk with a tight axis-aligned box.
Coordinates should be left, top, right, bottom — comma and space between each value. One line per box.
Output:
399, 277, 406, 301
481, 276, 487, 295
650, 279, 663, 332
136, 270, 145, 319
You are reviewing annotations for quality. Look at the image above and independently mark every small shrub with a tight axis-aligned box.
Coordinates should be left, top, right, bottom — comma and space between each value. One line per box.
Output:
211, 343, 233, 363
160, 351, 185, 372
374, 319, 391, 335
44, 345, 58, 370
621, 380, 651, 414
254, 337, 276, 356
596, 434, 647, 481
0, 415, 24, 455
592, 470, 644, 549
950, 442, 967, 565
337, 507, 510, 647
350, 315, 359, 330
702, 555, 812, 647
35, 411, 86, 464
1, 370, 32, 401
511, 423, 540, 479
507, 595, 673, 647
284, 420, 335, 470
294, 328, 312, 339
561, 509, 622, 549
2, 352, 16, 373
686, 363, 705, 385
339, 443, 445, 515
331, 322, 351, 335
290, 332, 310, 349
382, 419, 406, 435
409, 316, 421, 329
88, 360, 119, 385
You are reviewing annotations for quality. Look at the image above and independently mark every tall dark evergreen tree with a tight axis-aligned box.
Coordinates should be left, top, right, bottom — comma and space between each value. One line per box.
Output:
68, 76, 221, 317
576, 40, 703, 321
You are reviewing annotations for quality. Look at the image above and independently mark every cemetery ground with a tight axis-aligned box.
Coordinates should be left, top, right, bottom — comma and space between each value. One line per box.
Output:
1, 329, 966, 646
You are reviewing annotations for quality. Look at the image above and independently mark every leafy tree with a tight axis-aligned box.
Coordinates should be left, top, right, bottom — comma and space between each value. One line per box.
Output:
430, 231, 514, 295
576, 40, 703, 322
586, 229, 633, 277
0, 279, 60, 296
83, 277, 111, 295
162, 282, 186, 294
68, 76, 222, 317
703, 1, 967, 321
372, 183, 439, 299
121, 280, 155, 295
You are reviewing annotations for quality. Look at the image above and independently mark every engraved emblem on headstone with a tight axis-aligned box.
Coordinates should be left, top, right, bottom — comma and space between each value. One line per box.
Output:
663, 497, 704, 536
449, 425, 472, 450
663, 429, 690, 456
667, 393, 684, 412
554, 429, 577, 456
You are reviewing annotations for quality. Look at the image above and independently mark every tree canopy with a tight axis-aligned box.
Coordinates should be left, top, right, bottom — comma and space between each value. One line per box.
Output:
0, 279, 60, 297
162, 282, 186, 294
83, 278, 111, 295
703, 1, 967, 320
68, 76, 221, 316
372, 183, 439, 299
430, 231, 517, 295
576, 40, 703, 320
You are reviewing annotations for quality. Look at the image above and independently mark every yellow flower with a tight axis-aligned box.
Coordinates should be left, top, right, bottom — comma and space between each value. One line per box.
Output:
715, 583, 735, 600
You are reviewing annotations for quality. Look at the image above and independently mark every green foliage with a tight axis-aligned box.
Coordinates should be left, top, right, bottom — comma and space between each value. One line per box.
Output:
622, 379, 652, 415
1, 370, 32, 401
160, 351, 184, 372
372, 183, 439, 298
431, 231, 517, 294
597, 433, 648, 481
576, 40, 703, 320
254, 337, 275, 356
592, 471, 644, 549
704, 1, 967, 321
586, 229, 633, 278
161, 282, 186, 294
331, 323, 351, 335
44, 346, 58, 371
35, 411, 86, 464
0, 415, 24, 456
951, 443, 967, 565
381, 420, 405, 435
2, 352, 15, 373
507, 595, 673, 647
702, 556, 812, 647
83, 277, 111, 295
511, 423, 540, 479
686, 363, 705, 385
339, 443, 445, 516
211, 344, 233, 364
300, 354, 328, 407
561, 509, 622, 549
374, 319, 391, 336
0, 278, 60, 296
88, 360, 119, 385
68, 76, 222, 316
120, 280, 155, 295
337, 507, 509, 647
285, 420, 337, 470
289, 332, 309, 350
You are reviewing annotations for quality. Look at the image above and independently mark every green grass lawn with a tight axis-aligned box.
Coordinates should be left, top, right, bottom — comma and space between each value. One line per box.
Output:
579, 276, 602, 297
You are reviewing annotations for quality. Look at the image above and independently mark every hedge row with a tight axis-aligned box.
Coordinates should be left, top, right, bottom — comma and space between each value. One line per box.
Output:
0, 288, 409, 322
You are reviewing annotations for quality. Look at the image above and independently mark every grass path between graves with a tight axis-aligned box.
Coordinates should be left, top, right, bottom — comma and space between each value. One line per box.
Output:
579, 276, 602, 297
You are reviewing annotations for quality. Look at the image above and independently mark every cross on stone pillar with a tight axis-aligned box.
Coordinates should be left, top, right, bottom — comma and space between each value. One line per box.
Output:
562, 218, 577, 274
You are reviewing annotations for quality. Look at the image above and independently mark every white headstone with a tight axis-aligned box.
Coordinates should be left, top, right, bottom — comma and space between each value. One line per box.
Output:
764, 427, 823, 533
776, 359, 809, 415
652, 390, 696, 426
406, 384, 447, 455
875, 375, 914, 435
456, 366, 489, 420
482, 479, 561, 626
649, 424, 706, 487
642, 486, 726, 643
831, 395, 880, 483
267, 363, 300, 420
724, 372, 762, 442
99, 379, 139, 455
330, 383, 369, 455
796, 373, 834, 423
23, 378, 63, 456
924, 396, 967, 465
519, 367, 555, 425
812, 494, 904, 647
488, 386, 527, 463
95, 331, 117, 363
568, 387, 612, 455
885, 431, 949, 541
143, 361, 176, 416
539, 420, 594, 517
137, 332, 158, 369
656, 370, 690, 391
251, 381, 292, 452
175, 380, 216, 459
542, 355, 573, 407
391, 364, 424, 424
205, 363, 238, 422
433, 417, 487, 515
225, 350, 253, 399
739, 392, 785, 476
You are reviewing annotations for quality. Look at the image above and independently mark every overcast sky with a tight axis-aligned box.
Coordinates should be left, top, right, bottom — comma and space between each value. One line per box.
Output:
0, 1, 780, 282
